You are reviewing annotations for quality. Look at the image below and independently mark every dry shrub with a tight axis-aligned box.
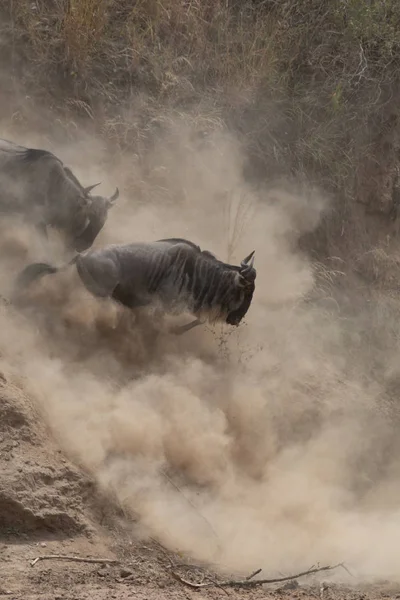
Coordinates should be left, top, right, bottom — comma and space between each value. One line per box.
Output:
353, 246, 400, 292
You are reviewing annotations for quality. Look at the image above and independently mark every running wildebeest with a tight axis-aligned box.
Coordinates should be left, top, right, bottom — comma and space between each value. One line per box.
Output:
0, 138, 119, 252
15, 238, 257, 334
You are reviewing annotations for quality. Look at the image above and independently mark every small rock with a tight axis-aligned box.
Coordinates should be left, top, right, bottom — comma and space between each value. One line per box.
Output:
40, 542, 47, 548
120, 568, 134, 578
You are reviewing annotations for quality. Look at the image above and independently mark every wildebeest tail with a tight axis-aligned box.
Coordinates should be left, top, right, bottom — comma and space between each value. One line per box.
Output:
15, 254, 79, 290
15, 262, 59, 289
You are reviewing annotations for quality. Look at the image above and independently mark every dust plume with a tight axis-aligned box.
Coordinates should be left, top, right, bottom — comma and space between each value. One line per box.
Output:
1, 122, 400, 584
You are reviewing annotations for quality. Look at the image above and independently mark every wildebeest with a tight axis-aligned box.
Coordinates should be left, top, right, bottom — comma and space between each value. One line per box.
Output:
0, 138, 119, 252
15, 238, 256, 334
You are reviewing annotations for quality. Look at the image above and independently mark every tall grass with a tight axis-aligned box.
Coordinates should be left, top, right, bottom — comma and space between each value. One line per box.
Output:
6, 0, 400, 268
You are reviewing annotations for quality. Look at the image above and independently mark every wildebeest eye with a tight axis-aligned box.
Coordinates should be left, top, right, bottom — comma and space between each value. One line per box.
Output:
78, 194, 92, 207
239, 276, 254, 287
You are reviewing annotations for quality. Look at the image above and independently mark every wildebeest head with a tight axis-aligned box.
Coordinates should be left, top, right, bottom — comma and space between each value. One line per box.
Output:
71, 183, 119, 252
224, 250, 256, 326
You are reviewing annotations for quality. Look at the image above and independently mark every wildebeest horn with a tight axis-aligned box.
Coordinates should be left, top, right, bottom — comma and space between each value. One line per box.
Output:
108, 187, 119, 205
240, 250, 255, 268
240, 250, 256, 279
84, 182, 101, 195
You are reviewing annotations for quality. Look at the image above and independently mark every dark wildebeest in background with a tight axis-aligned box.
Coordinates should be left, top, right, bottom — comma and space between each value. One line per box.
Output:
0, 138, 119, 252
15, 238, 257, 334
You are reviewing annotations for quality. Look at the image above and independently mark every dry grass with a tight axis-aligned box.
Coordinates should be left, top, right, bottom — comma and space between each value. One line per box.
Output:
4, 0, 400, 267
63, 0, 109, 70
355, 247, 400, 290
11, 1, 277, 102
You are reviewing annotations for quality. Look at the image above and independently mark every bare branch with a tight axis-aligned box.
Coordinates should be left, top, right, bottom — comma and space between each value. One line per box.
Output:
246, 568, 262, 580
171, 562, 345, 590
30, 555, 119, 567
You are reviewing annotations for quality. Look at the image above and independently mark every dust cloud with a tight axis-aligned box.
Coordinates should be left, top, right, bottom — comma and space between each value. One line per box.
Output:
1, 123, 400, 583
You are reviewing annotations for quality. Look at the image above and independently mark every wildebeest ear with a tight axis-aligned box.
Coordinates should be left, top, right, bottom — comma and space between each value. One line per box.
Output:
107, 187, 119, 207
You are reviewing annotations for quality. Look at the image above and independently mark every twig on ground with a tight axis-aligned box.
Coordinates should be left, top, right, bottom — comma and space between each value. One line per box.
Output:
171, 562, 345, 590
246, 568, 262, 580
339, 563, 354, 577
30, 555, 119, 567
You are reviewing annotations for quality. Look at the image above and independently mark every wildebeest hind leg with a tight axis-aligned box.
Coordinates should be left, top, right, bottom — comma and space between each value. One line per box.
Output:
111, 284, 150, 309
15, 262, 58, 291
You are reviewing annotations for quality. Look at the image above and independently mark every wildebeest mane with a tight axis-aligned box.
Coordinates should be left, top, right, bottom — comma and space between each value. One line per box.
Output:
0, 147, 56, 180
158, 237, 222, 263
0, 139, 47, 160
22, 148, 55, 163
63, 166, 86, 191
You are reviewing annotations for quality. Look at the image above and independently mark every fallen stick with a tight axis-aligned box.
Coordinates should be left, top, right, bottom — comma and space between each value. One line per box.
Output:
171, 562, 344, 589
30, 555, 119, 567
246, 568, 262, 580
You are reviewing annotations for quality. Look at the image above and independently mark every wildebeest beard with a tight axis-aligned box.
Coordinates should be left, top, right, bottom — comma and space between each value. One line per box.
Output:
225, 282, 255, 325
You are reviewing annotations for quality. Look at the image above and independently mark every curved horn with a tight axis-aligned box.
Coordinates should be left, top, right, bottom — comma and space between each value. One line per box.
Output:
240, 250, 256, 279
108, 187, 119, 205
84, 182, 101, 195
240, 250, 255, 268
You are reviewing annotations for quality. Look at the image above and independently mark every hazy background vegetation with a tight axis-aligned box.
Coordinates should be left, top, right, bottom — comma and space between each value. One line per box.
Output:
4, 0, 400, 261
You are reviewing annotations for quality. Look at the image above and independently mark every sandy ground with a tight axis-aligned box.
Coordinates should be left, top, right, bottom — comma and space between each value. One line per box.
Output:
1, 369, 400, 600
4, 533, 400, 600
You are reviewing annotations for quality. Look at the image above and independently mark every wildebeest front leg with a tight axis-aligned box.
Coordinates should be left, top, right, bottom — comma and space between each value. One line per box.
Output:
170, 318, 203, 335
